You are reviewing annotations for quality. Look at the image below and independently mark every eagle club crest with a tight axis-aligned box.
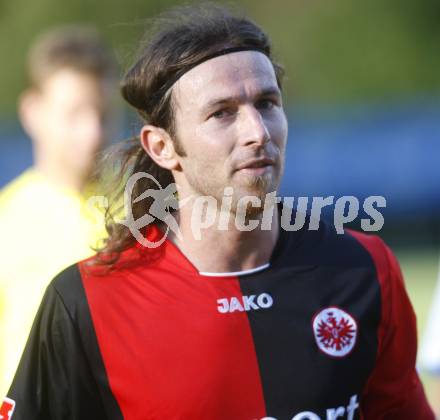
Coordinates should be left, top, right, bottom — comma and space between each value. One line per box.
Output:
312, 307, 357, 357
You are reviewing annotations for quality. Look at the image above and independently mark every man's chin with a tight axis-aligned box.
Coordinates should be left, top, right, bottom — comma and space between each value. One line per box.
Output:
239, 176, 278, 199
238, 170, 273, 189
230, 189, 271, 221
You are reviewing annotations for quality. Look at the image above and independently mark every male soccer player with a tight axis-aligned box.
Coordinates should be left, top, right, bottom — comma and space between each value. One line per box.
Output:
0, 26, 118, 398
1, 4, 434, 419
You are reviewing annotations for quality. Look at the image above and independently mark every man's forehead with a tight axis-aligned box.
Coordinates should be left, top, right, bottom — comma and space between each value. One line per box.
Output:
41, 68, 99, 90
173, 51, 278, 106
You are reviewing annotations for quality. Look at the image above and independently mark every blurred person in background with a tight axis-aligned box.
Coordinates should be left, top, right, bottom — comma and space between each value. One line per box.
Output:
419, 273, 440, 416
0, 25, 119, 398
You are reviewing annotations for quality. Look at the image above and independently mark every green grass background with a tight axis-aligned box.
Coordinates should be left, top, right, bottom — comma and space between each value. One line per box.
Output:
396, 246, 439, 411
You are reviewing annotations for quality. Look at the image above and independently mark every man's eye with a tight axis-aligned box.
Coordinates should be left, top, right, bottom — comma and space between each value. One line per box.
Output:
211, 109, 229, 119
257, 99, 275, 110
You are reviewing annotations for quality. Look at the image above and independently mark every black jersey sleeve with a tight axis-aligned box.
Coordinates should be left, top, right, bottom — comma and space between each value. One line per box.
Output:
3, 279, 107, 420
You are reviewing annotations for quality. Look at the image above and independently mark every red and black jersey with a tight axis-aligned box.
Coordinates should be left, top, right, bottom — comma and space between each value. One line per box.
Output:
3, 219, 434, 420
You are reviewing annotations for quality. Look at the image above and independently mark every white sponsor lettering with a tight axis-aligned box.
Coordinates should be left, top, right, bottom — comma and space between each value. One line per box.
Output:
259, 394, 359, 420
243, 295, 259, 310
326, 406, 345, 420
292, 412, 320, 420
217, 293, 273, 313
257, 293, 273, 308
346, 395, 359, 420
229, 297, 244, 312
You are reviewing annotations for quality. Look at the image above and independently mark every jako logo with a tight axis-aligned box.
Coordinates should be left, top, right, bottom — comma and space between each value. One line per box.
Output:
217, 293, 273, 313
260, 394, 359, 420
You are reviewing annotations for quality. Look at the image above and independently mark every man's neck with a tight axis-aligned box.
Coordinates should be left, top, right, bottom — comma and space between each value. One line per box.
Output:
167, 204, 280, 274
34, 159, 86, 194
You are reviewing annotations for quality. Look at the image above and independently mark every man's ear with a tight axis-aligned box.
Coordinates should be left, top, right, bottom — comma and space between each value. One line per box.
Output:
140, 125, 180, 171
18, 89, 41, 140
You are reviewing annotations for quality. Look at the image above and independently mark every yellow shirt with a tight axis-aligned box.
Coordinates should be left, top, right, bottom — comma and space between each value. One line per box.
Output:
0, 169, 105, 398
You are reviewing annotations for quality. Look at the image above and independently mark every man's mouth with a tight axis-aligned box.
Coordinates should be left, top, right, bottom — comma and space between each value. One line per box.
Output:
236, 157, 275, 172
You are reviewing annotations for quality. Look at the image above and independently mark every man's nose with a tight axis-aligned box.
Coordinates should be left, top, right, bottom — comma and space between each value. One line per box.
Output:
239, 106, 270, 147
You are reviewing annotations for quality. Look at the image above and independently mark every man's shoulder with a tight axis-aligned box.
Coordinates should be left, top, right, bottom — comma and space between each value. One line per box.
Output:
332, 224, 391, 271
345, 229, 389, 264
48, 263, 90, 317
0, 169, 37, 210
282, 215, 387, 268
318, 223, 401, 284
